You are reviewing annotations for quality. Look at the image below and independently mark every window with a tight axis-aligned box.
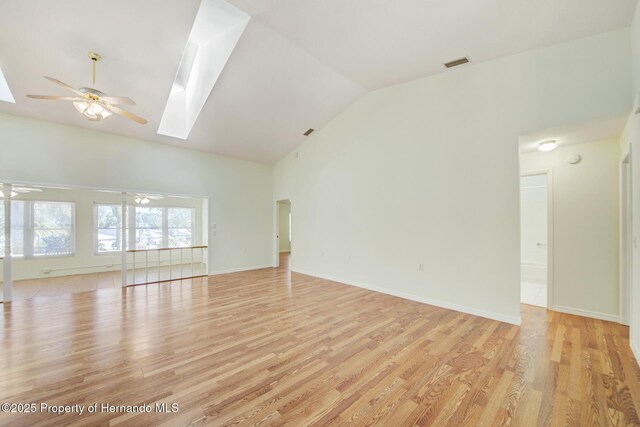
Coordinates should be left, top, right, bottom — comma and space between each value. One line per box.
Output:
0, 200, 74, 258
0, 201, 25, 258
135, 207, 163, 250
95, 205, 194, 252
168, 207, 193, 248
95, 204, 126, 253
32, 202, 74, 256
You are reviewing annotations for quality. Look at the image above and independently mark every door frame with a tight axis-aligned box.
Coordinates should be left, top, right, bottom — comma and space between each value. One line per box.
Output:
621, 151, 633, 325
520, 169, 554, 308
274, 199, 291, 268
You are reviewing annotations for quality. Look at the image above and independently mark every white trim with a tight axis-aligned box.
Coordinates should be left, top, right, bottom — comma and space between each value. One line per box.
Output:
274, 199, 292, 268
550, 304, 620, 323
209, 264, 272, 276
620, 151, 632, 326
293, 268, 521, 325
631, 340, 640, 367
0, 177, 209, 200
521, 261, 546, 267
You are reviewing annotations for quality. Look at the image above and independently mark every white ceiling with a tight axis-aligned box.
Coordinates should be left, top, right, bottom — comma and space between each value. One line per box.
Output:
0, 0, 636, 164
519, 114, 628, 153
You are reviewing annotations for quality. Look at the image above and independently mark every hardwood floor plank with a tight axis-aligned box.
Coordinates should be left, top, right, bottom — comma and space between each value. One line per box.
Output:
1, 254, 639, 426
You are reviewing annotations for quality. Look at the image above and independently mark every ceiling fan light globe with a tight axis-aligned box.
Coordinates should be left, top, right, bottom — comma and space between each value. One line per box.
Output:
87, 102, 101, 115
83, 103, 99, 120
99, 106, 112, 119
73, 100, 89, 114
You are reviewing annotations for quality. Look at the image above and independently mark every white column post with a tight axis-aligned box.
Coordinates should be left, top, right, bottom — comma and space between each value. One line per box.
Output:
121, 192, 127, 287
3, 183, 13, 302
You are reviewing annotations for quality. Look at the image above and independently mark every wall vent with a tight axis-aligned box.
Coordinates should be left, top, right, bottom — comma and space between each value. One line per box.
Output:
444, 57, 470, 68
303, 128, 315, 136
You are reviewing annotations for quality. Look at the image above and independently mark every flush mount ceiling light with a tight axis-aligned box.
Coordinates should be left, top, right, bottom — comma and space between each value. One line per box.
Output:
26, 52, 147, 124
157, 0, 250, 139
537, 140, 557, 152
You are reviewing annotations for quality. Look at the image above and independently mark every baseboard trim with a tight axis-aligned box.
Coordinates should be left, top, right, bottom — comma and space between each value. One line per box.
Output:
209, 264, 272, 276
631, 340, 640, 367
550, 304, 620, 323
293, 269, 521, 325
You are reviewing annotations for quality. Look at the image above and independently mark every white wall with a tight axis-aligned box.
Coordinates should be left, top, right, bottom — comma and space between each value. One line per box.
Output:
3, 188, 204, 281
626, 1, 640, 364
278, 201, 291, 252
0, 113, 273, 275
274, 29, 631, 325
520, 175, 547, 284
521, 139, 620, 320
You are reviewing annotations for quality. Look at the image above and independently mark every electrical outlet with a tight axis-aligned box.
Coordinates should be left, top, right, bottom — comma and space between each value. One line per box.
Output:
418, 263, 424, 271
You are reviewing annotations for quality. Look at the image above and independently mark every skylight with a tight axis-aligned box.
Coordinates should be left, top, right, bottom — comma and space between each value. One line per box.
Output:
157, 0, 250, 140
0, 65, 15, 103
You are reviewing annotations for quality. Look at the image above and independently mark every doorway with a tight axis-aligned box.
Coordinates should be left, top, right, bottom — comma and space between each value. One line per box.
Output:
621, 152, 633, 325
520, 173, 551, 307
276, 200, 291, 270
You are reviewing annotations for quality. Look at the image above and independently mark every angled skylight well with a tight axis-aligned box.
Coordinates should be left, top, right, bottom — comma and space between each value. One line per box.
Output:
0, 65, 15, 103
158, 0, 250, 140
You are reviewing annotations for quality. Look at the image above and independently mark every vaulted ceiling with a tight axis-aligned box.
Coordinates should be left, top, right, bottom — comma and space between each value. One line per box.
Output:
0, 0, 636, 164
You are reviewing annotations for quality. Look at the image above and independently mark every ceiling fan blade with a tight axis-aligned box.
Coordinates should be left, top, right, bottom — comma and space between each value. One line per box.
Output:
101, 96, 136, 105
109, 106, 147, 125
13, 187, 42, 193
27, 95, 81, 101
43, 76, 84, 96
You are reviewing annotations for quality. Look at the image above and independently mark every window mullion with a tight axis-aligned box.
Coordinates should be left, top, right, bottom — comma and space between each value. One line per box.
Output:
129, 205, 136, 251
162, 207, 168, 248
25, 201, 34, 258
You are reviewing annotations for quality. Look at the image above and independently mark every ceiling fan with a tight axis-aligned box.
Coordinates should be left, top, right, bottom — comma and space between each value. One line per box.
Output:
0, 184, 43, 198
26, 52, 147, 125
134, 194, 164, 204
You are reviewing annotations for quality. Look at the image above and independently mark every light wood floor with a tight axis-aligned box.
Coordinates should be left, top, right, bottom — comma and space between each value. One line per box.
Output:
1, 253, 639, 426
8, 263, 206, 300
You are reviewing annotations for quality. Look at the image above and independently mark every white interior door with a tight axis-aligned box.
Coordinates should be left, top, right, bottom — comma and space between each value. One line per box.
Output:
520, 174, 548, 307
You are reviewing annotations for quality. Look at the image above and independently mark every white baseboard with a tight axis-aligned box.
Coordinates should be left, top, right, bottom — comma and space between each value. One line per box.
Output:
631, 340, 640, 367
550, 304, 620, 323
209, 264, 272, 276
293, 269, 521, 325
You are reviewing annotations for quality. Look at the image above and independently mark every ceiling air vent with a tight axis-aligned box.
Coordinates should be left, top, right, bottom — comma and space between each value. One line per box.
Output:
444, 57, 470, 69
303, 128, 315, 136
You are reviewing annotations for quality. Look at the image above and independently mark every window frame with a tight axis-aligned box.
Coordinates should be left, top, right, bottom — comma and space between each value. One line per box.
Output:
133, 205, 165, 251
93, 204, 196, 253
93, 203, 127, 255
1, 199, 76, 259
166, 206, 196, 249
